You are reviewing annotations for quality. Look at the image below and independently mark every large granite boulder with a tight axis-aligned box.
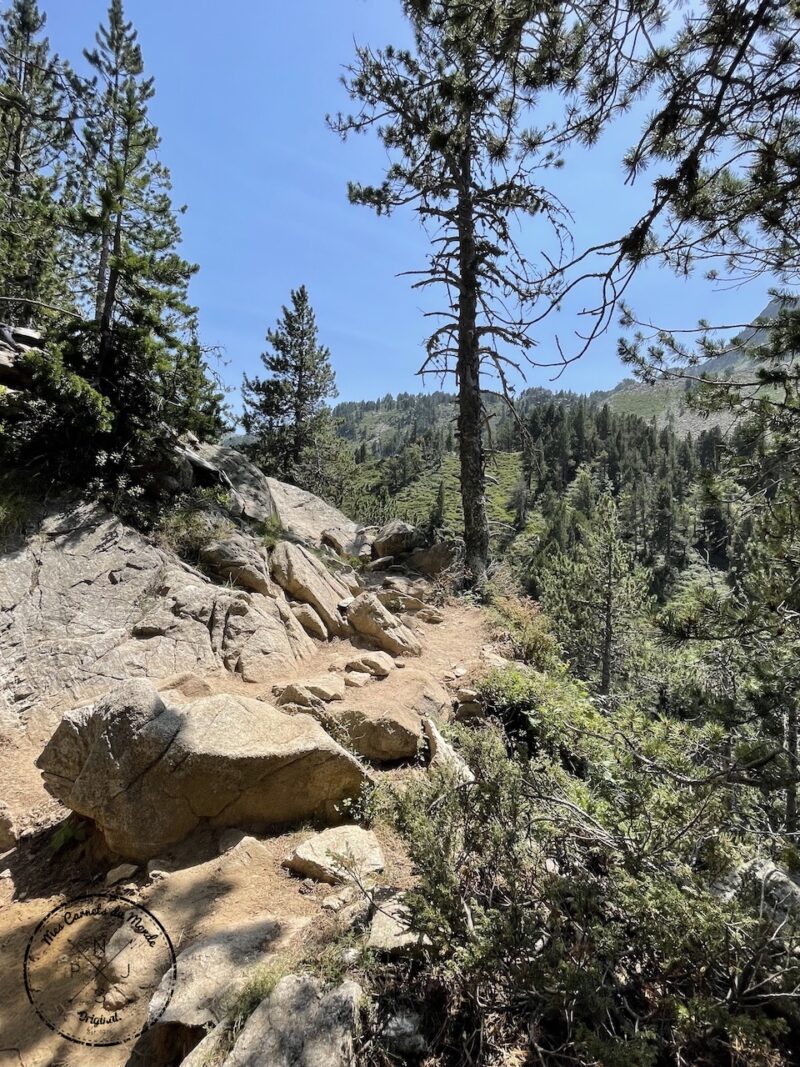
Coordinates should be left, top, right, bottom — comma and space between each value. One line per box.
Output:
265, 478, 360, 554
0, 503, 313, 725
220, 974, 362, 1067
373, 519, 424, 559
271, 541, 352, 637
325, 670, 449, 763
37, 680, 370, 860
346, 592, 422, 657
180, 442, 360, 553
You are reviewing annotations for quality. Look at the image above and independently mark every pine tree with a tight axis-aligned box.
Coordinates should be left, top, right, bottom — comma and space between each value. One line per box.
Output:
242, 285, 338, 482
1, 0, 224, 482
541, 490, 650, 695
0, 0, 74, 324
330, 0, 579, 588
73, 0, 197, 370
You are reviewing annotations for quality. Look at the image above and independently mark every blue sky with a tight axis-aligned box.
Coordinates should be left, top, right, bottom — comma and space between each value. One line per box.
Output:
44, 1, 772, 405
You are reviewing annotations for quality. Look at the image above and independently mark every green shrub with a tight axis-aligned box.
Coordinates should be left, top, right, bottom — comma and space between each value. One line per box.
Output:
487, 590, 561, 671
154, 490, 233, 561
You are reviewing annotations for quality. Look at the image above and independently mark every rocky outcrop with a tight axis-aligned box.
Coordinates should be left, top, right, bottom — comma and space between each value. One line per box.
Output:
283, 825, 384, 884
271, 541, 352, 637
37, 680, 370, 860
181, 441, 360, 555
292, 602, 329, 641
0, 502, 315, 724
0, 802, 16, 851
373, 519, 424, 559
199, 530, 275, 596
346, 592, 422, 657
220, 974, 362, 1067
266, 477, 360, 554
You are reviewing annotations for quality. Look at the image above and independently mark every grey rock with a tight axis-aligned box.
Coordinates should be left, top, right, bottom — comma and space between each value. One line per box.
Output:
291, 602, 329, 641
366, 556, 393, 571
423, 719, 473, 783
0, 502, 313, 725
383, 1010, 428, 1059
271, 541, 352, 637
373, 520, 424, 559
37, 680, 370, 860
222, 974, 362, 1067
346, 593, 422, 658
345, 651, 395, 678
283, 826, 385, 885
199, 531, 276, 596
105, 862, 138, 886
406, 540, 462, 577
368, 890, 428, 956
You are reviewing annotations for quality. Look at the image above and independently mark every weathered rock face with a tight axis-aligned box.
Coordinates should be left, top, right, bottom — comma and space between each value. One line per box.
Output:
0, 503, 315, 725
199, 530, 275, 596
407, 540, 462, 577
0, 802, 16, 851
292, 602, 329, 641
332, 706, 423, 762
346, 651, 396, 678
346, 592, 422, 657
271, 541, 352, 637
37, 680, 370, 860
373, 519, 424, 559
266, 478, 360, 554
283, 825, 385, 885
180, 442, 360, 554
327, 669, 450, 763
221, 974, 362, 1067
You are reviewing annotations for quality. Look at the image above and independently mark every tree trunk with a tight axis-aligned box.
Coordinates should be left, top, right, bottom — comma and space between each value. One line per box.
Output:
456, 158, 489, 589
786, 702, 798, 836
600, 543, 614, 695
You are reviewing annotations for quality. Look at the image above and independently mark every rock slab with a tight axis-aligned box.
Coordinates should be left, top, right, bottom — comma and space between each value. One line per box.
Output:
284, 826, 384, 885
223, 974, 362, 1067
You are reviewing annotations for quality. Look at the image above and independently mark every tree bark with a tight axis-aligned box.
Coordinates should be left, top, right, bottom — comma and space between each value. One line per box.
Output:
786, 701, 798, 836
456, 155, 489, 589
600, 543, 614, 695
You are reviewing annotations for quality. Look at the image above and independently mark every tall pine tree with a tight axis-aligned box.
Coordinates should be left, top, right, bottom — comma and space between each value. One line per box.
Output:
330, 0, 581, 588
242, 285, 338, 483
0, 0, 74, 324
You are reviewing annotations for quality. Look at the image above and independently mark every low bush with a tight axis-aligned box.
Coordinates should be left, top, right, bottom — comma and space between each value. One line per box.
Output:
365, 705, 800, 1066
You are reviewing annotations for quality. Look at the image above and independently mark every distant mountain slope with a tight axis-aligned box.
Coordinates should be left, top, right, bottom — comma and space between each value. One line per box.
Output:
593, 296, 790, 433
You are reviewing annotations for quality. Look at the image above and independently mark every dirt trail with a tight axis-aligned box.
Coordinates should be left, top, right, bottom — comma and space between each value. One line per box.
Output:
0, 600, 488, 1067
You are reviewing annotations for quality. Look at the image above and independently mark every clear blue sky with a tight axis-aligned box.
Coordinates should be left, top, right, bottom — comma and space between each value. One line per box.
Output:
44, 0, 772, 405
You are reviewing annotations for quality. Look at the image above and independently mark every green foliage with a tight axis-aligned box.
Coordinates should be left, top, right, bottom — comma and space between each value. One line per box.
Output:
540, 490, 652, 695
487, 591, 561, 672
0, 0, 75, 325
0, 0, 226, 491
242, 285, 338, 487
154, 490, 232, 561
373, 711, 799, 1066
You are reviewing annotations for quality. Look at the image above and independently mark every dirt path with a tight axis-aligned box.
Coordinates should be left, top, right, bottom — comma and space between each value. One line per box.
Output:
0, 600, 489, 1067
